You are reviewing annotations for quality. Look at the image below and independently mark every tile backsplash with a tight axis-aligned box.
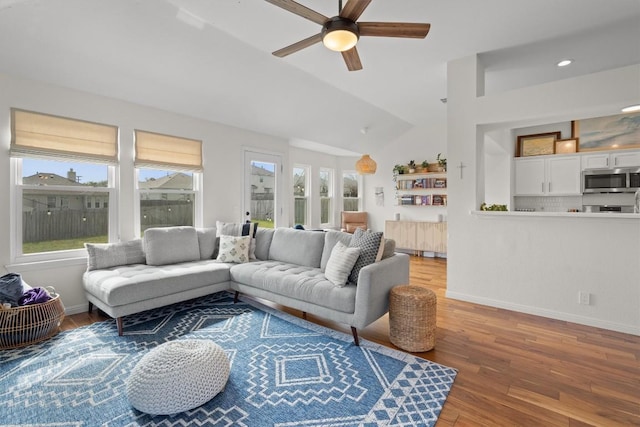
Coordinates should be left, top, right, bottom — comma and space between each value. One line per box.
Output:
515, 193, 635, 212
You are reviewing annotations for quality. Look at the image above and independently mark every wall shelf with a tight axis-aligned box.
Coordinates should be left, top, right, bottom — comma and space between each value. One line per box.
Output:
394, 172, 447, 206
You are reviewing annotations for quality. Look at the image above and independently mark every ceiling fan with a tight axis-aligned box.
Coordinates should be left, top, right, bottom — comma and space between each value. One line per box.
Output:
266, 0, 431, 71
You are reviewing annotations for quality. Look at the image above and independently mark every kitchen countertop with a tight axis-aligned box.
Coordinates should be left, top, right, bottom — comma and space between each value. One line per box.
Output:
470, 210, 640, 219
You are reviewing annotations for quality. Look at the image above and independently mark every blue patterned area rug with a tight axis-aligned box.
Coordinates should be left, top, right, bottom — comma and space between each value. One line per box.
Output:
0, 291, 457, 426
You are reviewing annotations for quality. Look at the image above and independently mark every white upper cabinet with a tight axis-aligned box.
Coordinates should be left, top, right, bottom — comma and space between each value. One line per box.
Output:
581, 150, 640, 170
515, 156, 581, 196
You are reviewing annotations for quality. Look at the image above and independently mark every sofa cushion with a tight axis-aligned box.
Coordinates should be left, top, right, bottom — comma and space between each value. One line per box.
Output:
348, 228, 384, 284
254, 228, 275, 261
230, 261, 356, 313
216, 221, 258, 259
83, 260, 231, 307
216, 235, 251, 264
196, 228, 217, 260
324, 241, 360, 287
85, 240, 146, 271
382, 238, 396, 259
268, 228, 325, 268
144, 227, 201, 266
320, 230, 353, 271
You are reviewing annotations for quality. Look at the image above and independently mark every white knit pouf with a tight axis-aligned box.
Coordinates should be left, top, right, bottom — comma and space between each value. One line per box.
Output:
126, 339, 230, 415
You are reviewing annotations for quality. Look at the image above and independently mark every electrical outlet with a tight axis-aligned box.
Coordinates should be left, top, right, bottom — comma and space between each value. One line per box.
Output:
578, 292, 591, 305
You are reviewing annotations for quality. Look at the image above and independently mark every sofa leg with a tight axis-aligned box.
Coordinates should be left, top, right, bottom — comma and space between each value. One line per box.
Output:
116, 317, 123, 336
88, 301, 93, 313
234, 291, 240, 303
351, 327, 360, 346
302, 311, 307, 320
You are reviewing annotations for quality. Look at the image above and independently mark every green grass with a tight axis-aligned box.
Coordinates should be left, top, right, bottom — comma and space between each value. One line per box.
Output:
254, 219, 275, 229
23, 222, 276, 254
23, 235, 107, 254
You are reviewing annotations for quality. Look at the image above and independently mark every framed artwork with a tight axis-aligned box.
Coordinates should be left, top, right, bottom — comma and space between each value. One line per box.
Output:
572, 112, 640, 152
516, 132, 560, 157
555, 138, 578, 154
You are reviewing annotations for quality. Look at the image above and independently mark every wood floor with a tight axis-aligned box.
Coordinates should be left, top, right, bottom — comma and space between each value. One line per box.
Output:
62, 256, 640, 426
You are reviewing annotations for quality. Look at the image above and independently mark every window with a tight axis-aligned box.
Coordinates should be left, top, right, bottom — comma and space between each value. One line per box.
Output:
134, 130, 202, 234
11, 109, 118, 259
342, 171, 361, 211
293, 166, 309, 226
319, 168, 333, 225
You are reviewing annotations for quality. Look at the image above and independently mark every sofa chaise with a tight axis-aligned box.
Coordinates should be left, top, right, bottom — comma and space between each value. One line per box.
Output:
82, 225, 410, 345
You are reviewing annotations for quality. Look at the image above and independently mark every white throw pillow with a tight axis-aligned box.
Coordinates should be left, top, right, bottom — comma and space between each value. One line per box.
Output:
216, 235, 251, 264
216, 221, 258, 260
325, 241, 361, 287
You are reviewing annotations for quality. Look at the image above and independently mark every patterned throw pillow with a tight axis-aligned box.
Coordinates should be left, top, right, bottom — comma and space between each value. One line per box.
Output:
347, 228, 384, 284
216, 221, 258, 259
216, 235, 251, 264
325, 241, 360, 287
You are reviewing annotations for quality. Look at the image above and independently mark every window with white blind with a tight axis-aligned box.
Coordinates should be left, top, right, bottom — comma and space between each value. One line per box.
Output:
134, 130, 203, 234
10, 109, 118, 260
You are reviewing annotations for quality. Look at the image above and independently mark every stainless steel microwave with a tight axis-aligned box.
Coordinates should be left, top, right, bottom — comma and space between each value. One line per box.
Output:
582, 168, 640, 193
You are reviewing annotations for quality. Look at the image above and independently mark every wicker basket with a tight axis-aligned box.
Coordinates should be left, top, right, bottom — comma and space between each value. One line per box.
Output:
0, 289, 65, 349
389, 285, 437, 352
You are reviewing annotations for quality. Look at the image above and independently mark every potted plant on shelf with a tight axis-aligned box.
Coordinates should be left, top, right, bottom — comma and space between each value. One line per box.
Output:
408, 160, 416, 174
421, 160, 429, 172
393, 164, 406, 175
437, 153, 447, 172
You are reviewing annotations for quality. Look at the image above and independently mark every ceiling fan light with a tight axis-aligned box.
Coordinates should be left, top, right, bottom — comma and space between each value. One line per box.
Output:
355, 154, 377, 175
322, 17, 359, 52
323, 29, 358, 51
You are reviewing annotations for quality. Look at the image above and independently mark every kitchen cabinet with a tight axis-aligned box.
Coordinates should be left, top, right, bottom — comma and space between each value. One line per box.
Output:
514, 156, 581, 196
385, 220, 447, 254
582, 150, 640, 170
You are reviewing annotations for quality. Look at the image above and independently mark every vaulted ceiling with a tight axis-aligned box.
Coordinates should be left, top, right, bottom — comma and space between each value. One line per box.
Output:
1, 0, 639, 155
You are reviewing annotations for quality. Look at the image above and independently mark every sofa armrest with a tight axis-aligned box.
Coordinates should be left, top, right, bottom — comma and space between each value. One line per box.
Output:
351, 252, 410, 329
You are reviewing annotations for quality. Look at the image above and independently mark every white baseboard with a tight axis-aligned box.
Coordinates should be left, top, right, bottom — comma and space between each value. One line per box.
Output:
64, 303, 90, 316
445, 290, 640, 337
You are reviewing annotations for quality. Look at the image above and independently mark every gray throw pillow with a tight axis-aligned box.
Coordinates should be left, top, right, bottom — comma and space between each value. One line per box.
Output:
325, 241, 360, 287
85, 240, 146, 271
144, 226, 200, 266
348, 228, 384, 284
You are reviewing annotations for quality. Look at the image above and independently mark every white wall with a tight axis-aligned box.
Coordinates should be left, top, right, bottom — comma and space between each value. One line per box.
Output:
0, 73, 289, 314
363, 122, 448, 233
447, 60, 640, 335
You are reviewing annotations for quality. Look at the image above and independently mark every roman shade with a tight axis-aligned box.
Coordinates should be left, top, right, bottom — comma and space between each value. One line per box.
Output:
134, 130, 202, 172
10, 109, 118, 163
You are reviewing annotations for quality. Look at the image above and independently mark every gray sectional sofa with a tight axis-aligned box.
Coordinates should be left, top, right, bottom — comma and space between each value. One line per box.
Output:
83, 225, 410, 345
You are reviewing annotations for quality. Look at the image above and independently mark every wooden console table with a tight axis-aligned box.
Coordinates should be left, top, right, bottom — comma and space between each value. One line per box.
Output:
385, 220, 447, 255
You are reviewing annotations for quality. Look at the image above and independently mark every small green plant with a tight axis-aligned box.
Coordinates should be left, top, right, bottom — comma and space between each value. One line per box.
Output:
437, 153, 447, 171
421, 160, 429, 169
393, 164, 406, 174
408, 160, 416, 169
480, 203, 508, 211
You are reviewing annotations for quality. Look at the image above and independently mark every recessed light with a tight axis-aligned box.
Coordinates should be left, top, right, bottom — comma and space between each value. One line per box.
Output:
557, 59, 572, 67
621, 104, 640, 113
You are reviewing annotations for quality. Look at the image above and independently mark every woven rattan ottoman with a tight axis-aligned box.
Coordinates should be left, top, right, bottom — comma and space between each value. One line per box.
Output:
389, 285, 437, 352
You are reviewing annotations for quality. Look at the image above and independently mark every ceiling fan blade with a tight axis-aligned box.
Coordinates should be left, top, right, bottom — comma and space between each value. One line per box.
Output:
265, 0, 328, 25
358, 22, 431, 38
339, 0, 371, 21
341, 47, 363, 71
273, 33, 323, 57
